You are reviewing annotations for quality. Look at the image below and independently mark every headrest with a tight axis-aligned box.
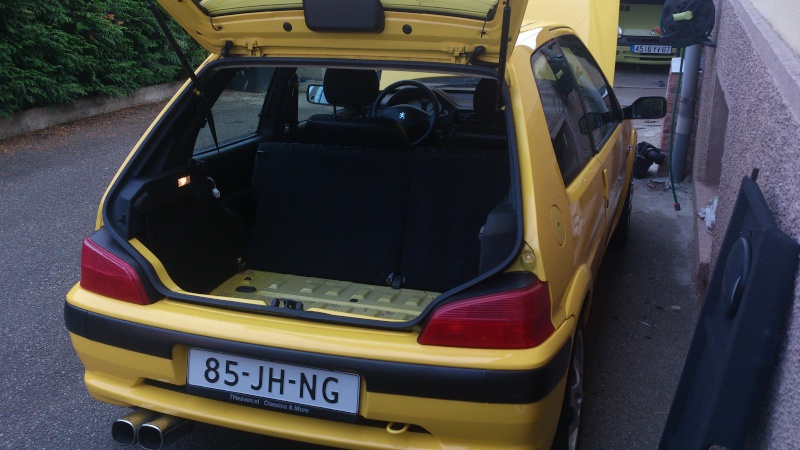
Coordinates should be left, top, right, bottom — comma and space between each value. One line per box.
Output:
473, 78, 500, 122
323, 69, 380, 107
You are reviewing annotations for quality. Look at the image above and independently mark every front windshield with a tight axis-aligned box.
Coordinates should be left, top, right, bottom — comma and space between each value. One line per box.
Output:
379, 70, 481, 89
413, 76, 482, 88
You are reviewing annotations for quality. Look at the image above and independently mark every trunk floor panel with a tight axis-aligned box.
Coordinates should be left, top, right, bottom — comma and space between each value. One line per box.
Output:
210, 270, 440, 321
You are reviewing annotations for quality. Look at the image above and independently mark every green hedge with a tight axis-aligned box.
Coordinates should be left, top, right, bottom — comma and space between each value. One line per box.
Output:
0, 0, 208, 117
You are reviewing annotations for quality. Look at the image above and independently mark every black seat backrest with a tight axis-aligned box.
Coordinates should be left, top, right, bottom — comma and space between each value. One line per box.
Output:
447, 78, 508, 151
472, 77, 504, 124
300, 117, 412, 150
249, 142, 413, 285
400, 147, 510, 292
249, 141, 511, 293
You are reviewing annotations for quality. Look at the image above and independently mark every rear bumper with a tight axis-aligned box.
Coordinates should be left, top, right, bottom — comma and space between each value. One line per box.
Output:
65, 296, 573, 448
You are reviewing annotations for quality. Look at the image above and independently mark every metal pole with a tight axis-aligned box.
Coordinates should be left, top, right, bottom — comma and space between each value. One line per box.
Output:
671, 44, 702, 182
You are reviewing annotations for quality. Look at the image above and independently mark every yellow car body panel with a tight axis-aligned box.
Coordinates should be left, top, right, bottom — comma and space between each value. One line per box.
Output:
158, 0, 528, 64
68, 280, 576, 448
67, 283, 571, 372
607, 123, 636, 235
508, 27, 614, 328
74, 334, 565, 449
64, 0, 650, 444
74, 349, 565, 449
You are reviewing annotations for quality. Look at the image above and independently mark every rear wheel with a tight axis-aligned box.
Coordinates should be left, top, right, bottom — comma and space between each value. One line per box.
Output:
552, 327, 585, 450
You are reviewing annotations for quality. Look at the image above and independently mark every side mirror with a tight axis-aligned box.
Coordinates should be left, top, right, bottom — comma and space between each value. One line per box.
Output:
307, 85, 330, 105
622, 96, 667, 120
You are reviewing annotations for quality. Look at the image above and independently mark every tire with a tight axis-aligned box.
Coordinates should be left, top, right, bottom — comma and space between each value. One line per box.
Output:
551, 327, 585, 450
610, 181, 633, 247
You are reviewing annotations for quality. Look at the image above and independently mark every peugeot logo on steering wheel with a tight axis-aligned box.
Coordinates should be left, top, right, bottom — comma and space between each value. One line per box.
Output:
398, 112, 406, 120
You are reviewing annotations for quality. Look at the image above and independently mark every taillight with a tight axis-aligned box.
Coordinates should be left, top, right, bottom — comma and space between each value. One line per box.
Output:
80, 237, 150, 305
418, 281, 555, 349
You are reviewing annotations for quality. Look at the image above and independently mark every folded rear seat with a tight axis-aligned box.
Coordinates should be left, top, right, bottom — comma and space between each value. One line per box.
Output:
249, 142, 511, 293
249, 142, 413, 286
400, 148, 511, 292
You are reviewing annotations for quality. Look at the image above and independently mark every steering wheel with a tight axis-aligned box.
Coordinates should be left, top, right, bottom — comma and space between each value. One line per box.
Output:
372, 80, 439, 145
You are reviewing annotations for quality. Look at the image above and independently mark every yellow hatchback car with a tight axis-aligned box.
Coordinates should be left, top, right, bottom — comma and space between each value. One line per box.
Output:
64, 0, 665, 448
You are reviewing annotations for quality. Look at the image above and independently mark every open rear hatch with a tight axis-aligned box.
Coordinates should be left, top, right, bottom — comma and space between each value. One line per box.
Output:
114, 114, 517, 324
99, 1, 533, 326
158, 0, 527, 64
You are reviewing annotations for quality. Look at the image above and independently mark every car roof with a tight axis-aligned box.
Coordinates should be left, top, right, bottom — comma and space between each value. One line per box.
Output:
523, 0, 620, 84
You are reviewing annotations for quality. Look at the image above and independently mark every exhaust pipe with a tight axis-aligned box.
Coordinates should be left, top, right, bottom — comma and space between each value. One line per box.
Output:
138, 414, 195, 450
112, 409, 157, 445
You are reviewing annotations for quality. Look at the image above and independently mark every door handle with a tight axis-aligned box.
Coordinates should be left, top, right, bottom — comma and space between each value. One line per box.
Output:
602, 169, 609, 208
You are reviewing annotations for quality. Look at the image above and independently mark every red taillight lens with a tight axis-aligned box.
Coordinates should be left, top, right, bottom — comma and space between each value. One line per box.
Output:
80, 237, 150, 305
418, 281, 555, 349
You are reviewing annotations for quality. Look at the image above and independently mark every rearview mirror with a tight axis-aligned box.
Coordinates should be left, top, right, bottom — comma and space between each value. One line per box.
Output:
622, 96, 667, 120
307, 85, 330, 105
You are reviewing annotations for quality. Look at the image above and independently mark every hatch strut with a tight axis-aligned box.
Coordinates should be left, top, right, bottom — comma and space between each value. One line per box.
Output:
147, 0, 221, 150
469, 1, 512, 112
495, 0, 511, 111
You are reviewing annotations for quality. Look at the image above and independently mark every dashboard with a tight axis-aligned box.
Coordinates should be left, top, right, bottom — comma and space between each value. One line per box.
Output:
376, 78, 500, 145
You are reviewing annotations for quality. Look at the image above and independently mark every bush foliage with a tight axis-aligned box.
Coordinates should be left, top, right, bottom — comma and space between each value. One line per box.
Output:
0, 0, 207, 117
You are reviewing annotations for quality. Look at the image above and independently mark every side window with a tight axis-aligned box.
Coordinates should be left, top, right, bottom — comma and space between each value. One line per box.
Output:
531, 41, 595, 185
193, 67, 275, 154
554, 35, 620, 149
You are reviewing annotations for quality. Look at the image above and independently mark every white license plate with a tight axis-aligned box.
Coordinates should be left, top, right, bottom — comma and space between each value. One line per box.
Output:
631, 44, 672, 54
187, 348, 360, 414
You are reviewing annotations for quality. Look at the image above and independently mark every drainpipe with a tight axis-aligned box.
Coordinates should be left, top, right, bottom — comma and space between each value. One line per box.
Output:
671, 44, 702, 182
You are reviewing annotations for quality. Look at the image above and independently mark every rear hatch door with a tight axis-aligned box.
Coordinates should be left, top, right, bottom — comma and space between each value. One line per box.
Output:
158, 0, 529, 64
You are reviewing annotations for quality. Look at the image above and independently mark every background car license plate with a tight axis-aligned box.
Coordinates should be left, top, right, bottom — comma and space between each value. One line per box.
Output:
631, 44, 672, 54
187, 348, 360, 414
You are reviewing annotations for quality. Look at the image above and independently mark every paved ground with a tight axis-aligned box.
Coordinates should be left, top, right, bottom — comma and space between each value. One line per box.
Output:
0, 64, 698, 449
579, 174, 698, 448
576, 64, 700, 448
0, 105, 161, 449
613, 64, 671, 106
580, 63, 700, 446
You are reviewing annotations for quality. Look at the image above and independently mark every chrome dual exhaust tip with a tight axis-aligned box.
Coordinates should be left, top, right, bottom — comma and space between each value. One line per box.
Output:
138, 414, 194, 450
112, 409, 157, 446
112, 409, 194, 449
